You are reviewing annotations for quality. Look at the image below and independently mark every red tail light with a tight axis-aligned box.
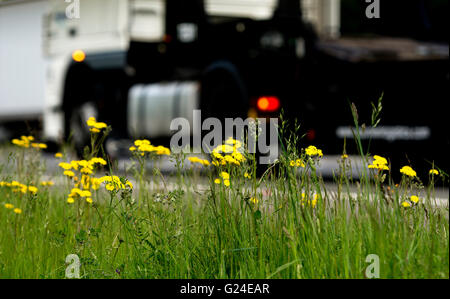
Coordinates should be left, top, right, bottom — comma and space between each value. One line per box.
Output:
257, 96, 280, 112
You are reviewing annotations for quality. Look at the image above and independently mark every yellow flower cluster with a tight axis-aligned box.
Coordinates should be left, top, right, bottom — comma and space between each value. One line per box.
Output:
55, 152, 63, 158
67, 176, 101, 204
188, 157, 210, 167
402, 195, 420, 208
289, 159, 305, 168
129, 139, 171, 156
59, 157, 107, 176
0, 181, 38, 195
67, 187, 93, 204
301, 193, 318, 208
368, 155, 389, 171
11, 136, 47, 149
305, 146, 323, 158
86, 117, 108, 133
400, 166, 416, 178
211, 138, 246, 166
3, 203, 22, 214
40, 181, 55, 187
244, 172, 251, 179
59, 157, 107, 204
214, 172, 230, 187
99, 176, 133, 191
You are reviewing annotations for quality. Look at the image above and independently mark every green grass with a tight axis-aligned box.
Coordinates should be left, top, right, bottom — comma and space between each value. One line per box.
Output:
0, 110, 448, 279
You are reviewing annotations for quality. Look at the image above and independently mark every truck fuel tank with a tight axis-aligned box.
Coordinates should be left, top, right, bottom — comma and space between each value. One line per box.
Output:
128, 82, 200, 139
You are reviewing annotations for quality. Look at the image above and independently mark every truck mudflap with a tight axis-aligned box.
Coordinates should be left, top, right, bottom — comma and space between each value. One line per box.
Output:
127, 82, 200, 139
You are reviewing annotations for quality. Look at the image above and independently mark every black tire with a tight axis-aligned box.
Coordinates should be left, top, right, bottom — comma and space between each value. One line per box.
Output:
65, 102, 98, 157
200, 61, 248, 121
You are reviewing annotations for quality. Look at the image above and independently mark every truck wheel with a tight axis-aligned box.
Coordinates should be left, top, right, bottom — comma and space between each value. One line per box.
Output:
66, 102, 98, 157
200, 61, 248, 120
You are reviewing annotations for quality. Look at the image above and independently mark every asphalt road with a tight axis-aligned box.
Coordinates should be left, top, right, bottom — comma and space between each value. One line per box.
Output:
0, 128, 447, 204
33, 151, 449, 204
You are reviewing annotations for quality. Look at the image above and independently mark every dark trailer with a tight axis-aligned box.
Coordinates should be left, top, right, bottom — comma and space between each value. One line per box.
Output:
290, 0, 449, 178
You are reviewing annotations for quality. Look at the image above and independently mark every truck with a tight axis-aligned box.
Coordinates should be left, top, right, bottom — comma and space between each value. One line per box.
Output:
0, 0, 49, 132
1, 0, 338, 146
1, 0, 448, 175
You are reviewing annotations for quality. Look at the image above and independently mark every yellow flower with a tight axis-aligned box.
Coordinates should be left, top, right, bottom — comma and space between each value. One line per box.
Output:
224, 155, 239, 165
155, 146, 171, 156
129, 146, 136, 152
86, 117, 107, 132
296, 159, 305, 167
91, 178, 101, 190
305, 145, 323, 158
214, 178, 221, 185
70, 160, 80, 170
341, 154, 348, 159
85, 198, 93, 204
189, 157, 211, 167
28, 186, 38, 194
289, 160, 296, 167
402, 201, 411, 208
55, 152, 63, 158
368, 155, 389, 171
67, 197, 75, 204
400, 166, 417, 178
94, 122, 107, 129
189, 157, 200, 163
225, 137, 242, 148
64, 170, 75, 178
20, 185, 28, 194
105, 184, 115, 191
13, 208, 22, 214
80, 167, 93, 175
125, 181, 133, 189
410, 195, 420, 204
70, 188, 83, 197
250, 197, 259, 204
90, 157, 107, 165
59, 162, 72, 170
80, 190, 92, 198
220, 172, 230, 180
301, 193, 318, 208
90, 128, 100, 133
12, 139, 23, 146
244, 172, 251, 179
134, 139, 150, 147
4, 203, 14, 209
86, 117, 97, 127
429, 169, 439, 176
223, 179, 230, 187
81, 175, 90, 189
